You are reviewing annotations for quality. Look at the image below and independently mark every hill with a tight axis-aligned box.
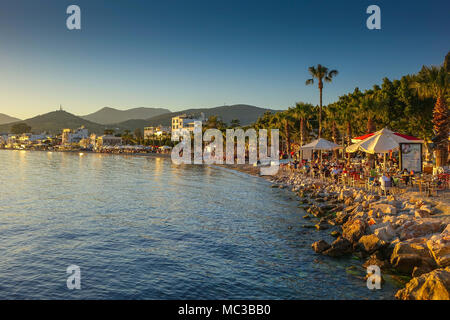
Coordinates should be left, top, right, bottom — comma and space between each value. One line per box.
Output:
0, 110, 108, 134
0, 113, 21, 125
142, 104, 274, 127
81, 107, 171, 125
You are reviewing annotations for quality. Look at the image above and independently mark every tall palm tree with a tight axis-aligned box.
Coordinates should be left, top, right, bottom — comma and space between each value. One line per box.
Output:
306, 64, 338, 138
411, 65, 449, 167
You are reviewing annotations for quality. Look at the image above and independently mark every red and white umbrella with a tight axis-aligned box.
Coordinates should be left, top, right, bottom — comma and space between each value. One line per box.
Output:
351, 130, 422, 144
347, 128, 423, 154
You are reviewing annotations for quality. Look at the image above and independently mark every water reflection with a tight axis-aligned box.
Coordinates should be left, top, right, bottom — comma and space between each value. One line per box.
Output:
0, 150, 397, 299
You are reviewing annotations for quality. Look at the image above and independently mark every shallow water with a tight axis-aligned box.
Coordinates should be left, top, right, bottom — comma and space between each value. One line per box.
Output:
0, 150, 397, 299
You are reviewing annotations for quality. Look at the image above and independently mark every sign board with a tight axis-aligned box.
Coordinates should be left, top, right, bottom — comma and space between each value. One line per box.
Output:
399, 143, 422, 173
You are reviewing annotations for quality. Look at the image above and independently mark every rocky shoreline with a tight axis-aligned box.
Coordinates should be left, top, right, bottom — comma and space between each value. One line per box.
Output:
222, 164, 449, 300
267, 169, 449, 300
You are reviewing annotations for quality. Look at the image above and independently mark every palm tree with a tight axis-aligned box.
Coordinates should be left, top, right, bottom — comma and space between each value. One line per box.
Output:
324, 104, 340, 159
306, 64, 338, 138
411, 65, 449, 167
291, 102, 313, 148
270, 112, 293, 156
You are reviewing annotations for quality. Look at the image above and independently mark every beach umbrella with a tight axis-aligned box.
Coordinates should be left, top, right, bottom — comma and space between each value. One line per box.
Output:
351, 130, 422, 144
300, 138, 342, 151
346, 128, 423, 154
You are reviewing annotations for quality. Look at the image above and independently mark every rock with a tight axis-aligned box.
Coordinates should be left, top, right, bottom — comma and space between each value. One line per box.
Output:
414, 210, 431, 219
373, 224, 397, 242
312, 240, 331, 253
412, 265, 434, 278
397, 219, 443, 240
357, 234, 387, 255
330, 231, 341, 238
335, 211, 350, 225
390, 238, 437, 274
395, 267, 450, 300
363, 252, 391, 270
426, 232, 450, 267
315, 223, 329, 230
342, 219, 367, 243
370, 203, 397, 215
323, 237, 353, 257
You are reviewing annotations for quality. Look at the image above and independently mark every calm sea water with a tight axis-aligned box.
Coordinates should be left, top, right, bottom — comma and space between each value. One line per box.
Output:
0, 150, 397, 299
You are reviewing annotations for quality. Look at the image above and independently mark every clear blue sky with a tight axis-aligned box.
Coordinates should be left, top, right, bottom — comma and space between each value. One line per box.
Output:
0, 0, 448, 119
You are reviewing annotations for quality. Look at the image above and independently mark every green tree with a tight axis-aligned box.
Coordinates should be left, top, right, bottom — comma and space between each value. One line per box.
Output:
411, 65, 449, 166
11, 123, 31, 134
306, 64, 338, 138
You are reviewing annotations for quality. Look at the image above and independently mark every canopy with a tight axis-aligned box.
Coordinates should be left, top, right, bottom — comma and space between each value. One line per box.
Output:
351, 131, 422, 144
301, 138, 342, 151
346, 128, 423, 154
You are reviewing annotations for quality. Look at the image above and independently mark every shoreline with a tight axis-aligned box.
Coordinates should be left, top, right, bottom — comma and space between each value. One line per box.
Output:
220, 163, 450, 300
0, 148, 172, 159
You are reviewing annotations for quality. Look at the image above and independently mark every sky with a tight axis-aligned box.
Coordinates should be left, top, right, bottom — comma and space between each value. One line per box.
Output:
0, 0, 448, 119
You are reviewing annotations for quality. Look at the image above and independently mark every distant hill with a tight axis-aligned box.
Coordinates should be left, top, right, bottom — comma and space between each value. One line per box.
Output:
142, 104, 274, 127
81, 107, 171, 125
0, 113, 21, 125
0, 105, 275, 134
0, 110, 108, 134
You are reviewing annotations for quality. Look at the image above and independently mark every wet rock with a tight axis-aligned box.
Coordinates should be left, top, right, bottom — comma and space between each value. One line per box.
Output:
363, 252, 390, 270
330, 231, 341, 238
303, 214, 311, 219
395, 267, 450, 300
390, 238, 437, 274
315, 223, 329, 230
312, 240, 331, 253
323, 237, 353, 257
342, 219, 367, 243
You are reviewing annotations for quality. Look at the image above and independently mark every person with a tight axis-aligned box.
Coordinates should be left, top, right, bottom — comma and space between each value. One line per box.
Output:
379, 172, 392, 193
402, 168, 410, 186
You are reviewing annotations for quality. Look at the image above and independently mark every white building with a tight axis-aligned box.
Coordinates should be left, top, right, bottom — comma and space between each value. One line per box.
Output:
62, 126, 89, 145
144, 125, 171, 138
171, 114, 205, 138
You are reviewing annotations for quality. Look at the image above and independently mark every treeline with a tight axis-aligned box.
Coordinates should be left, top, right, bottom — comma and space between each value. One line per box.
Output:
253, 52, 449, 165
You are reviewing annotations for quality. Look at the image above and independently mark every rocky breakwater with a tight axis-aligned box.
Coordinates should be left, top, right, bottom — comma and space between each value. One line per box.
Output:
269, 171, 450, 300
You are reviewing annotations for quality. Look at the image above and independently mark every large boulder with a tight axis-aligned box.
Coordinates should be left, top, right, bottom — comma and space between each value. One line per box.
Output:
312, 240, 331, 253
390, 238, 437, 274
395, 267, 450, 300
397, 219, 443, 240
323, 237, 353, 257
373, 224, 397, 242
342, 219, 367, 243
357, 234, 387, 255
426, 231, 450, 267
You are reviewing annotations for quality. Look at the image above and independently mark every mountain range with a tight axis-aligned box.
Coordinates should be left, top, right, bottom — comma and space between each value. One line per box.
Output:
0, 113, 21, 125
81, 107, 170, 125
0, 105, 275, 134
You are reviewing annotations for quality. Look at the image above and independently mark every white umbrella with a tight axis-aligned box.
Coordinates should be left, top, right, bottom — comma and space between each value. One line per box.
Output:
346, 128, 423, 154
301, 138, 342, 151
